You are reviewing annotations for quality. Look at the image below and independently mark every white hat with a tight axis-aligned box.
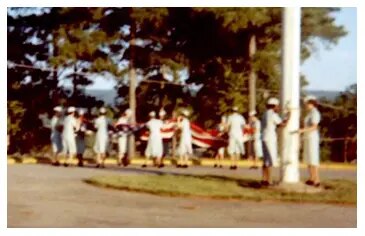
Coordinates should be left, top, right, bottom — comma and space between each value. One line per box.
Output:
249, 110, 257, 116
181, 109, 190, 117
77, 109, 85, 115
304, 95, 317, 103
159, 108, 166, 117
53, 106, 62, 112
232, 106, 239, 112
99, 107, 107, 114
267, 98, 279, 106
67, 107, 76, 113
149, 111, 156, 117
124, 108, 132, 117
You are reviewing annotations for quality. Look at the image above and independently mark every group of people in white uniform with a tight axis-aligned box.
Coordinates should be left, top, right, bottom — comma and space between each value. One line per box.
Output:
50, 106, 110, 167
49, 94, 321, 187
143, 109, 193, 168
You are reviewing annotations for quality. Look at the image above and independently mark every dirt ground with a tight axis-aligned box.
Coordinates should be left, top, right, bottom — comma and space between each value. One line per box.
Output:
7, 164, 356, 228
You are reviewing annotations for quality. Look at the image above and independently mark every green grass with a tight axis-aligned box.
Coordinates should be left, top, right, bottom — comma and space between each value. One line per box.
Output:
84, 174, 356, 205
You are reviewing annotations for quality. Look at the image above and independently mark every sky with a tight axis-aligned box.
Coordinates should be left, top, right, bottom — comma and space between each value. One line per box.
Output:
301, 7, 357, 91
82, 7, 357, 92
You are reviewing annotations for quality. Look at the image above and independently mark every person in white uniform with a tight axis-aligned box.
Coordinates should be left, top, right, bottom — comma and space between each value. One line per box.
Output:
75, 109, 87, 167
214, 115, 227, 168
143, 111, 164, 168
248, 110, 263, 169
298, 95, 321, 187
62, 107, 79, 167
177, 109, 193, 168
115, 108, 132, 166
261, 98, 290, 186
50, 106, 63, 166
227, 106, 246, 170
94, 107, 109, 168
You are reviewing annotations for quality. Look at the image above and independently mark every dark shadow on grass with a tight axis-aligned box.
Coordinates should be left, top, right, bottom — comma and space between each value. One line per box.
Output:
80, 164, 265, 190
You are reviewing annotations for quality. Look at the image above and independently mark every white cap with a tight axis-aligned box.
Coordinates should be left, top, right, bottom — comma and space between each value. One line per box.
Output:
304, 95, 317, 103
232, 106, 239, 112
159, 108, 166, 117
78, 109, 85, 115
99, 107, 107, 114
249, 110, 257, 116
181, 109, 190, 117
149, 111, 156, 117
124, 108, 132, 117
67, 107, 76, 113
53, 106, 62, 112
267, 98, 279, 106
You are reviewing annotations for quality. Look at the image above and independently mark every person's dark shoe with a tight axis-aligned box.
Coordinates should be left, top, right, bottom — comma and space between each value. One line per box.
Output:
141, 164, 147, 168
64, 163, 69, 167
313, 182, 321, 188
177, 164, 182, 168
95, 164, 100, 168
77, 162, 84, 167
52, 161, 60, 166
229, 166, 234, 170
183, 164, 188, 168
305, 180, 314, 186
158, 164, 164, 168
219, 165, 223, 168
232, 165, 237, 170
213, 164, 218, 168
261, 180, 269, 187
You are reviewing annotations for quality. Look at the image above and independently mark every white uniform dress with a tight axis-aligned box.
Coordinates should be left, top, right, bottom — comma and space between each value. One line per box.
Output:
303, 108, 321, 166
261, 109, 282, 167
50, 116, 63, 153
227, 113, 246, 155
116, 116, 129, 157
178, 117, 193, 156
144, 118, 164, 158
251, 119, 263, 158
62, 115, 78, 155
93, 116, 109, 154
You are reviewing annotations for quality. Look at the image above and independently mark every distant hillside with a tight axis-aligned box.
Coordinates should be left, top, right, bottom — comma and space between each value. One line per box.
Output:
84, 89, 118, 105
305, 90, 341, 101
84, 89, 341, 106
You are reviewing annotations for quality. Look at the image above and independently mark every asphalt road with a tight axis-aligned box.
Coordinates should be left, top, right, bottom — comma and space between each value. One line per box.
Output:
7, 164, 356, 228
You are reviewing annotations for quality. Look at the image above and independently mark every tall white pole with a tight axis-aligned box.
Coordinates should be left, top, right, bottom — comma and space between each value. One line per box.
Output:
280, 7, 301, 183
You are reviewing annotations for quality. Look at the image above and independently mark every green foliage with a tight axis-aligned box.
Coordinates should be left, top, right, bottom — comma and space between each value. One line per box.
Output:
7, 7, 349, 156
7, 100, 26, 136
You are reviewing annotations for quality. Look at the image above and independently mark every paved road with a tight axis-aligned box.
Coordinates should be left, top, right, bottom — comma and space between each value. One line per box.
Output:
8, 164, 356, 228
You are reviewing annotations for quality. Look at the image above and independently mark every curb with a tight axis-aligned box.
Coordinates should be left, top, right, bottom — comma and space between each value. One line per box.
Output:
7, 156, 356, 170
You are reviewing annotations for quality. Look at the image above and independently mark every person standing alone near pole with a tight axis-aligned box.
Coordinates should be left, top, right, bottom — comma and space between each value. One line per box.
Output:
297, 95, 321, 187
